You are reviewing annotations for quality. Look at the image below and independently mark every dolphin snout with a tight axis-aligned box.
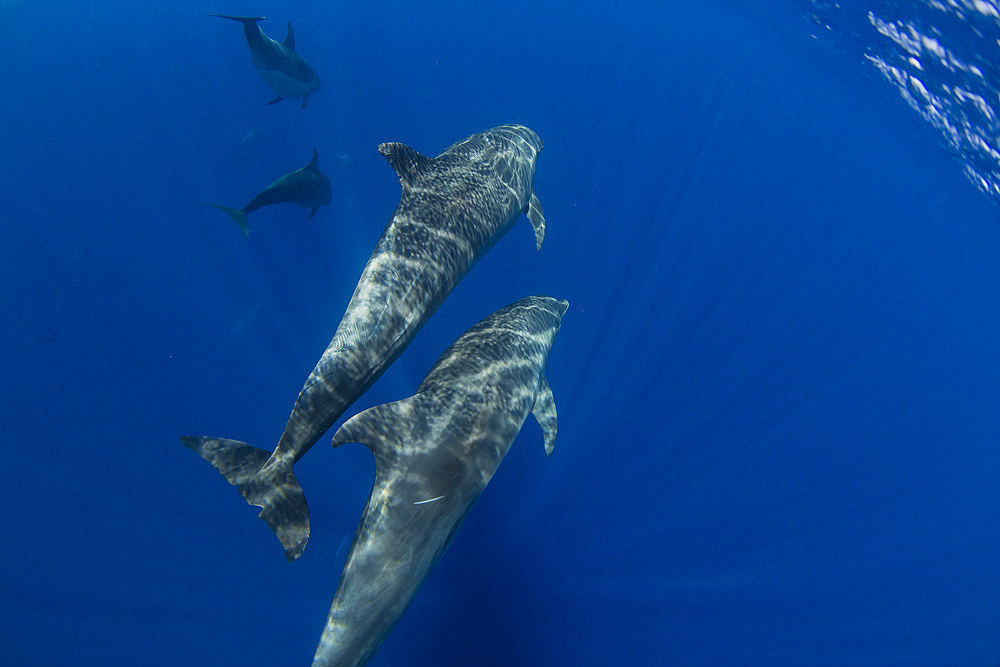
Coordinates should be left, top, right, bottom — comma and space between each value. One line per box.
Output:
507, 124, 543, 152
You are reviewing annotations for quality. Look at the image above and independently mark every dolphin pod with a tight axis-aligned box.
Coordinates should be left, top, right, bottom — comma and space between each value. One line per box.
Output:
198, 13, 567, 662
182, 124, 547, 561
312, 295, 567, 666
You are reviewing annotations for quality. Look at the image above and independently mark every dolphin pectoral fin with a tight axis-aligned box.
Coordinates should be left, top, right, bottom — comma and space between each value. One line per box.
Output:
308, 206, 318, 219
284, 22, 295, 50
526, 190, 545, 250
300, 94, 310, 110
181, 436, 310, 561
267, 95, 284, 105
206, 203, 250, 236
378, 142, 434, 188
307, 148, 319, 170
531, 375, 557, 456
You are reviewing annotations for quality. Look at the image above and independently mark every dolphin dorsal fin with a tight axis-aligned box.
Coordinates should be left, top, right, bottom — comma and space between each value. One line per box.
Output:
332, 399, 422, 468
307, 148, 319, 171
284, 22, 295, 50
378, 142, 434, 188
531, 375, 558, 456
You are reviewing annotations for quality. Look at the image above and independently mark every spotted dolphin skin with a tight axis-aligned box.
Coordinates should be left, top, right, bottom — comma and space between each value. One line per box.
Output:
210, 15, 321, 109
181, 124, 546, 560
208, 149, 332, 236
313, 295, 568, 667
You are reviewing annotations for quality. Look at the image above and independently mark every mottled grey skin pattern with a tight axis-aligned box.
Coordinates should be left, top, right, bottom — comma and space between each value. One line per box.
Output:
208, 149, 332, 236
210, 15, 321, 109
182, 125, 546, 560
313, 295, 568, 667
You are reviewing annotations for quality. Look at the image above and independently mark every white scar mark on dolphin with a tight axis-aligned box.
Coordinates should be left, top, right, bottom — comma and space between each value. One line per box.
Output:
412, 495, 446, 505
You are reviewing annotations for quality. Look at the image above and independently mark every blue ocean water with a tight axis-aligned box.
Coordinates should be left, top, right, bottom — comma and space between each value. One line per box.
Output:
3, 0, 1000, 664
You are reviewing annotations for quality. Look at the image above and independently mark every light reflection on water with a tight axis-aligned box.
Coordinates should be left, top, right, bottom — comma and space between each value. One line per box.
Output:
800, 0, 1000, 205
806, 0, 1000, 204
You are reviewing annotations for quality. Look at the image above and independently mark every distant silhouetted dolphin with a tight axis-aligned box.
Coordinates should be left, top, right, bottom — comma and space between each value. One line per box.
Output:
210, 14, 321, 109
182, 124, 546, 560
231, 127, 268, 164
208, 149, 331, 236
313, 295, 568, 666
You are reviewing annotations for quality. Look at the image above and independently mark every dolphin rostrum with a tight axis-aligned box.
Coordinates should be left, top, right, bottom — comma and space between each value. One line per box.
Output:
210, 15, 321, 109
208, 149, 332, 236
182, 125, 547, 560
310, 295, 568, 666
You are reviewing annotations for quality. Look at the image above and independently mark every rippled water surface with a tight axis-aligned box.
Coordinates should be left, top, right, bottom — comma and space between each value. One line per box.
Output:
797, 0, 1000, 204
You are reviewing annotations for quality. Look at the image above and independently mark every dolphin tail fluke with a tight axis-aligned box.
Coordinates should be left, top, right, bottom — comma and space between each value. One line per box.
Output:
207, 14, 267, 24
206, 203, 250, 237
180, 436, 310, 561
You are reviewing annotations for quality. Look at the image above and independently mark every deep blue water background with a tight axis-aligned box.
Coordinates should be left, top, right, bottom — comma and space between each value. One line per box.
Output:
4, 1, 1000, 664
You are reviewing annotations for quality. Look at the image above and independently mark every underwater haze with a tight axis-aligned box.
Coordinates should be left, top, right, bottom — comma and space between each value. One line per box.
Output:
4, 0, 1000, 664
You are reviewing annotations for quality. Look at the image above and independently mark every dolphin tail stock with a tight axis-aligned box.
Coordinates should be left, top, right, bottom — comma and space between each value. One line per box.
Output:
206, 203, 250, 237
180, 436, 310, 561
206, 14, 267, 24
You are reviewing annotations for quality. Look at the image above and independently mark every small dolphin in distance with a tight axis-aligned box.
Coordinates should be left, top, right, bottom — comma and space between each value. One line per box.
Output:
210, 14, 321, 109
208, 149, 331, 236
313, 296, 568, 666
231, 127, 268, 164
182, 125, 546, 561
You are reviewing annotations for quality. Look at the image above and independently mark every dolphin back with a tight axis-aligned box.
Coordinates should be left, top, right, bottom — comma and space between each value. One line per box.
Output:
315, 397, 481, 666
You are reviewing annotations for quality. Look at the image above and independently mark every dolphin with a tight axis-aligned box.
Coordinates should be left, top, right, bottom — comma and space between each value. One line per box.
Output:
231, 127, 268, 164
311, 295, 568, 666
182, 125, 547, 560
207, 149, 332, 236
210, 15, 321, 109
